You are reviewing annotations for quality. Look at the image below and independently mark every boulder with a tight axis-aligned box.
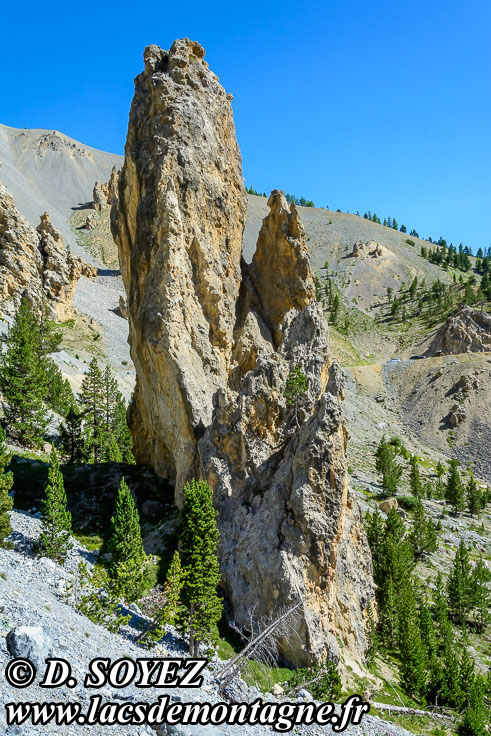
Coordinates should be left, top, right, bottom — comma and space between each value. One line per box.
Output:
6, 626, 53, 670
379, 498, 398, 513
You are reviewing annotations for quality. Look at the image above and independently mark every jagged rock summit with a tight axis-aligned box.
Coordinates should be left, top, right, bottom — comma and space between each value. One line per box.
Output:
426, 305, 491, 356
0, 181, 97, 318
112, 39, 374, 667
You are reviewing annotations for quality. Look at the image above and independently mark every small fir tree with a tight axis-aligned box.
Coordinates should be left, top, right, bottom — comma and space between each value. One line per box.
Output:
375, 436, 403, 497
409, 455, 423, 497
0, 426, 14, 548
283, 367, 308, 428
38, 447, 72, 563
410, 499, 438, 559
107, 478, 147, 602
0, 298, 48, 446
59, 403, 85, 464
446, 460, 465, 513
79, 358, 105, 463
112, 397, 135, 463
458, 676, 487, 736
178, 479, 222, 656
447, 541, 473, 626
466, 473, 482, 517
397, 582, 428, 696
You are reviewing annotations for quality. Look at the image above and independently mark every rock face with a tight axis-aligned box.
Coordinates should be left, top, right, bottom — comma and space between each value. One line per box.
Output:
112, 39, 246, 487
0, 182, 97, 318
112, 40, 374, 667
426, 305, 491, 356
92, 166, 120, 211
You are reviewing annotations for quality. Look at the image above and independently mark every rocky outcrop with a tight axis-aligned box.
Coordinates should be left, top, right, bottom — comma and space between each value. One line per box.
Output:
92, 166, 120, 211
112, 40, 374, 667
112, 39, 246, 486
350, 240, 383, 258
426, 305, 491, 356
0, 183, 97, 318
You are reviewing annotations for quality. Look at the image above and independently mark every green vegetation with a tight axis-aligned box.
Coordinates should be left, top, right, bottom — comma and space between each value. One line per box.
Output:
283, 367, 308, 427
0, 426, 13, 548
106, 477, 148, 602
178, 479, 222, 656
37, 447, 72, 563
375, 435, 403, 497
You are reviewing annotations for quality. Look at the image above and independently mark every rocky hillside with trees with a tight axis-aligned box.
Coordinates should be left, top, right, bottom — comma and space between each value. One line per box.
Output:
0, 38, 489, 736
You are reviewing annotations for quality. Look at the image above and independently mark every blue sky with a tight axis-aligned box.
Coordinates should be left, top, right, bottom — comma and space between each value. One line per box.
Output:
1, 0, 490, 251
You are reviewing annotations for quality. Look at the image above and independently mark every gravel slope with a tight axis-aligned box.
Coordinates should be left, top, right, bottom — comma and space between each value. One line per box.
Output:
0, 511, 415, 736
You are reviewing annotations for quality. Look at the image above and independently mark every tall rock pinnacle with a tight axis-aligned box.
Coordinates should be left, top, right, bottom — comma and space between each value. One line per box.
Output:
111, 39, 247, 489
112, 39, 374, 667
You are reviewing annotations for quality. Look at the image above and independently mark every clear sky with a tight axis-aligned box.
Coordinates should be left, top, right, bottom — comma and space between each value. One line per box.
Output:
1, 0, 490, 251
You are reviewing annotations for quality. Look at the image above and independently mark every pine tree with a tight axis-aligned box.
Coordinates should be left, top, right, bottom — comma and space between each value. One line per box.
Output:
178, 478, 222, 656
38, 447, 72, 563
440, 618, 463, 707
447, 541, 473, 626
59, 403, 85, 464
375, 436, 402, 497
446, 460, 465, 513
0, 298, 48, 446
459, 647, 476, 710
397, 582, 428, 696
0, 426, 14, 548
466, 473, 482, 517
409, 455, 423, 497
283, 367, 308, 428
79, 358, 105, 463
107, 478, 147, 602
112, 397, 134, 463
103, 432, 123, 462
410, 499, 438, 559
458, 676, 487, 736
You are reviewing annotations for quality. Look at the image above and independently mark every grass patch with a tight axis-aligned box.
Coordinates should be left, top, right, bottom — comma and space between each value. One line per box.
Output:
73, 533, 103, 552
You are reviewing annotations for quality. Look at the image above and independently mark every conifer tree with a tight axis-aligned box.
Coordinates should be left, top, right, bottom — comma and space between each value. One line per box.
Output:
397, 582, 428, 696
447, 541, 473, 626
104, 432, 123, 462
409, 455, 423, 498
178, 478, 222, 656
283, 367, 308, 428
0, 298, 48, 446
112, 397, 134, 463
375, 436, 402, 497
446, 460, 465, 513
466, 473, 482, 517
458, 676, 487, 736
440, 618, 463, 707
0, 426, 14, 548
107, 478, 147, 602
38, 447, 72, 563
59, 403, 85, 464
410, 499, 438, 559
102, 366, 119, 433
79, 358, 105, 463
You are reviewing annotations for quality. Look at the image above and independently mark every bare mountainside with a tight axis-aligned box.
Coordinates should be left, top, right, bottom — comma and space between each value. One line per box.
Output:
1, 122, 489, 477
